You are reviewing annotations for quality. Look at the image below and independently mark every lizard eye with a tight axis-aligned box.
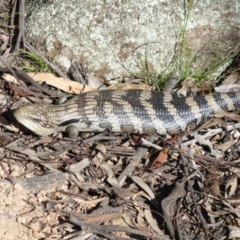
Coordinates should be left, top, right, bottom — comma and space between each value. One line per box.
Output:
30, 118, 42, 123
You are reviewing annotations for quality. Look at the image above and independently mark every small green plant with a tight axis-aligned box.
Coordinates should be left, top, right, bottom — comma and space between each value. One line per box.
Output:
19, 49, 49, 72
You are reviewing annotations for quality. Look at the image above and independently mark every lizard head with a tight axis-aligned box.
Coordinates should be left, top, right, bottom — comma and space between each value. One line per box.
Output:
14, 103, 58, 136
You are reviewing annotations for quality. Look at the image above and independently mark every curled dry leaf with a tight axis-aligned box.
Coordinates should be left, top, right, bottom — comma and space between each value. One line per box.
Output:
132, 191, 147, 215
95, 143, 107, 155
177, 77, 198, 96
0, 115, 19, 133
161, 180, 187, 239
193, 133, 222, 158
136, 214, 147, 229
150, 148, 168, 170
225, 175, 238, 198
144, 208, 164, 235
100, 162, 120, 188
131, 176, 157, 207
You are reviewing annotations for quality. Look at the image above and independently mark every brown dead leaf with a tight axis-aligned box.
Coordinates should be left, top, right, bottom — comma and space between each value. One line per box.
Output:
161, 180, 187, 239
222, 72, 239, 85
194, 118, 225, 132
108, 82, 151, 90
215, 112, 240, 122
76, 213, 122, 224
3, 72, 96, 94
150, 148, 168, 170
214, 139, 236, 152
11, 85, 32, 97
194, 112, 240, 134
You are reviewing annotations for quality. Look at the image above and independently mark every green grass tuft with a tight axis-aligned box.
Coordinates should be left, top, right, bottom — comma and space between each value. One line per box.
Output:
133, 0, 240, 90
